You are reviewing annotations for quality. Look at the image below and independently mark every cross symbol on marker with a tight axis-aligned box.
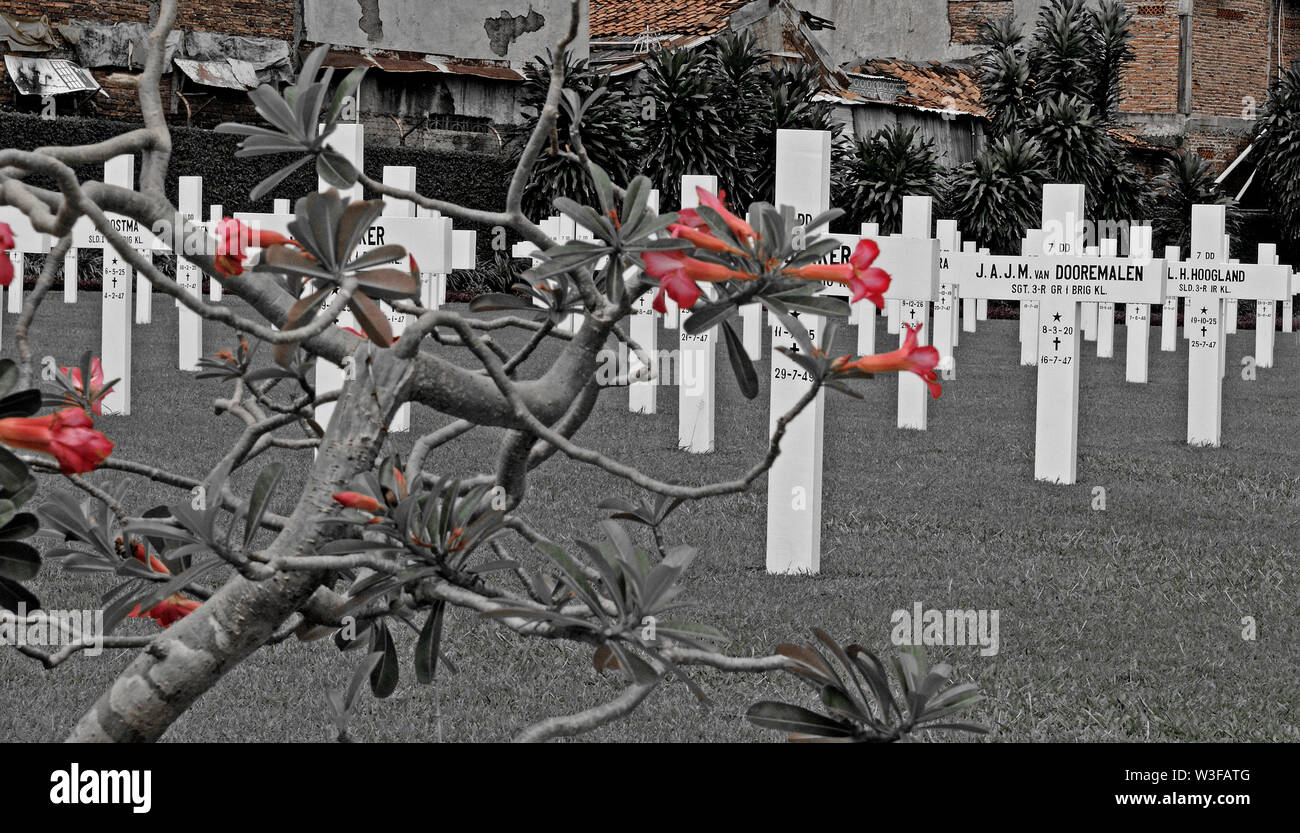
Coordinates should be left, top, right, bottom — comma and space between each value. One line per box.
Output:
1053, 337, 1061, 350
789, 344, 800, 354
1053, 312, 1062, 322
1201, 326, 1207, 337
909, 307, 916, 319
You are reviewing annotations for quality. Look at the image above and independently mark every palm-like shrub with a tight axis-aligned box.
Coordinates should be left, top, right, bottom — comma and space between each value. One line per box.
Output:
707, 31, 770, 207
944, 133, 1047, 253
838, 124, 943, 234
638, 47, 736, 208
1254, 64, 1300, 252
512, 51, 643, 220
962, 0, 1148, 227
1150, 152, 1238, 252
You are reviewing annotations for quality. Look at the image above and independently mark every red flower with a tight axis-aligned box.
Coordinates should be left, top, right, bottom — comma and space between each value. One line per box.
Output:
668, 223, 742, 255
833, 322, 942, 398
333, 491, 382, 512
0, 221, 15, 287
694, 188, 757, 243
214, 218, 294, 277
784, 239, 891, 308
129, 593, 200, 628
0, 408, 114, 474
60, 357, 114, 416
641, 250, 755, 313
119, 537, 169, 574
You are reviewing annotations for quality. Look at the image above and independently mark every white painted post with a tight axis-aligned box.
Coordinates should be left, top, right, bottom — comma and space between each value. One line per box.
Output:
1124, 226, 1153, 383
897, 195, 938, 431
933, 220, 958, 376
1019, 230, 1043, 366
101, 154, 136, 415
1096, 237, 1117, 358
1183, 205, 1227, 446
1034, 186, 1085, 482
64, 217, 90, 303
177, 176, 204, 371
207, 205, 224, 301
1255, 243, 1277, 368
855, 222, 880, 358
678, 174, 717, 454
1161, 245, 1179, 351
766, 130, 829, 574
382, 165, 417, 432
629, 190, 660, 414
961, 241, 977, 333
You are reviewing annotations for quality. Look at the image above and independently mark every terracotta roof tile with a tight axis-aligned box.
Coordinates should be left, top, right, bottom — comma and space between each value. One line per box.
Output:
589, 0, 758, 40
852, 59, 984, 115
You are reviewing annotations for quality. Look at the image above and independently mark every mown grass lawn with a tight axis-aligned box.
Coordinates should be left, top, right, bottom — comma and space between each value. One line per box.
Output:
1, 289, 1297, 742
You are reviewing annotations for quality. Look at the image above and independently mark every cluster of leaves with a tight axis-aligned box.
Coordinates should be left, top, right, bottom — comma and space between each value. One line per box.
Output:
215, 45, 366, 200
472, 169, 693, 323
258, 190, 420, 360
38, 487, 223, 632
487, 520, 729, 702
949, 0, 1148, 250
518, 32, 841, 212
0, 361, 42, 613
1253, 63, 1300, 253
837, 124, 944, 235
746, 630, 985, 742
1150, 152, 1239, 254
512, 50, 646, 220
301, 464, 508, 707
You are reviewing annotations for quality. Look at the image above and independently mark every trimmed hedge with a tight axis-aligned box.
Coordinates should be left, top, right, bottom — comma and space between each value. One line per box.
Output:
1, 111, 519, 266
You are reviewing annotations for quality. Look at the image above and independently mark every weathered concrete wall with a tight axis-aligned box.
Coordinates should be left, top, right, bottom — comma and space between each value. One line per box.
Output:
303, 0, 589, 62
793, 0, 1045, 66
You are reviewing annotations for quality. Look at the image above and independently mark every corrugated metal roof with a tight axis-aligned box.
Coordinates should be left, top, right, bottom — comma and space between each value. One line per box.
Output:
320, 48, 523, 82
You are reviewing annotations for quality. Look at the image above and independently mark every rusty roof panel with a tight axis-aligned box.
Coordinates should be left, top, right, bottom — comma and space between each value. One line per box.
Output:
320, 48, 523, 82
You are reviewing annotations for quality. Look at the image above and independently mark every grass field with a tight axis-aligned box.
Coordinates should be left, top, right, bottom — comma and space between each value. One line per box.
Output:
1, 289, 1297, 742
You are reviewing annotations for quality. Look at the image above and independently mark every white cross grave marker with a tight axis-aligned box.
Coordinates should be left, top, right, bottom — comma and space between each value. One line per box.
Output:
176, 176, 204, 370
1167, 205, 1289, 446
100, 154, 147, 415
947, 184, 1166, 483
933, 220, 959, 375
1019, 229, 1044, 366
1255, 243, 1278, 369
766, 129, 829, 574
0, 204, 49, 317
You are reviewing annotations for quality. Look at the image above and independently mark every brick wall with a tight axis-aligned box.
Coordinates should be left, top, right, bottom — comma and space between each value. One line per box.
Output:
1119, 2, 1180, 114
1190, 0, 1272, 119
0, 0, 296, 126
948, 1, 1015, 45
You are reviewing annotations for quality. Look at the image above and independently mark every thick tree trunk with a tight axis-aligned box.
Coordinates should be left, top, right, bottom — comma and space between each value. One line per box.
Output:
67, 349, 412, 742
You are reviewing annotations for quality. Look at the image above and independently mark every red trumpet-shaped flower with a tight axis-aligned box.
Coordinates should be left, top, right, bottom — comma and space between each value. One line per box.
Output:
214, 217, 295, 277
688, 188, 757, 243
641, 249, 755, 313
60, 357, 114, 416
118, 536, 169, 574
668, 222, 743, 255
333, 491, 382, 512
129, 593, 201, 628
0, 408, 113, 474
833, 322, 942, 398
0, 221, 15, 287
784, 239, 891, 308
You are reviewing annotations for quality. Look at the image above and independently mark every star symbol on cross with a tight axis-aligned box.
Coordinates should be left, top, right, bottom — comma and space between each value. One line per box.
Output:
1053, 312, 1062, 322
1201, 307, 1208, 314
